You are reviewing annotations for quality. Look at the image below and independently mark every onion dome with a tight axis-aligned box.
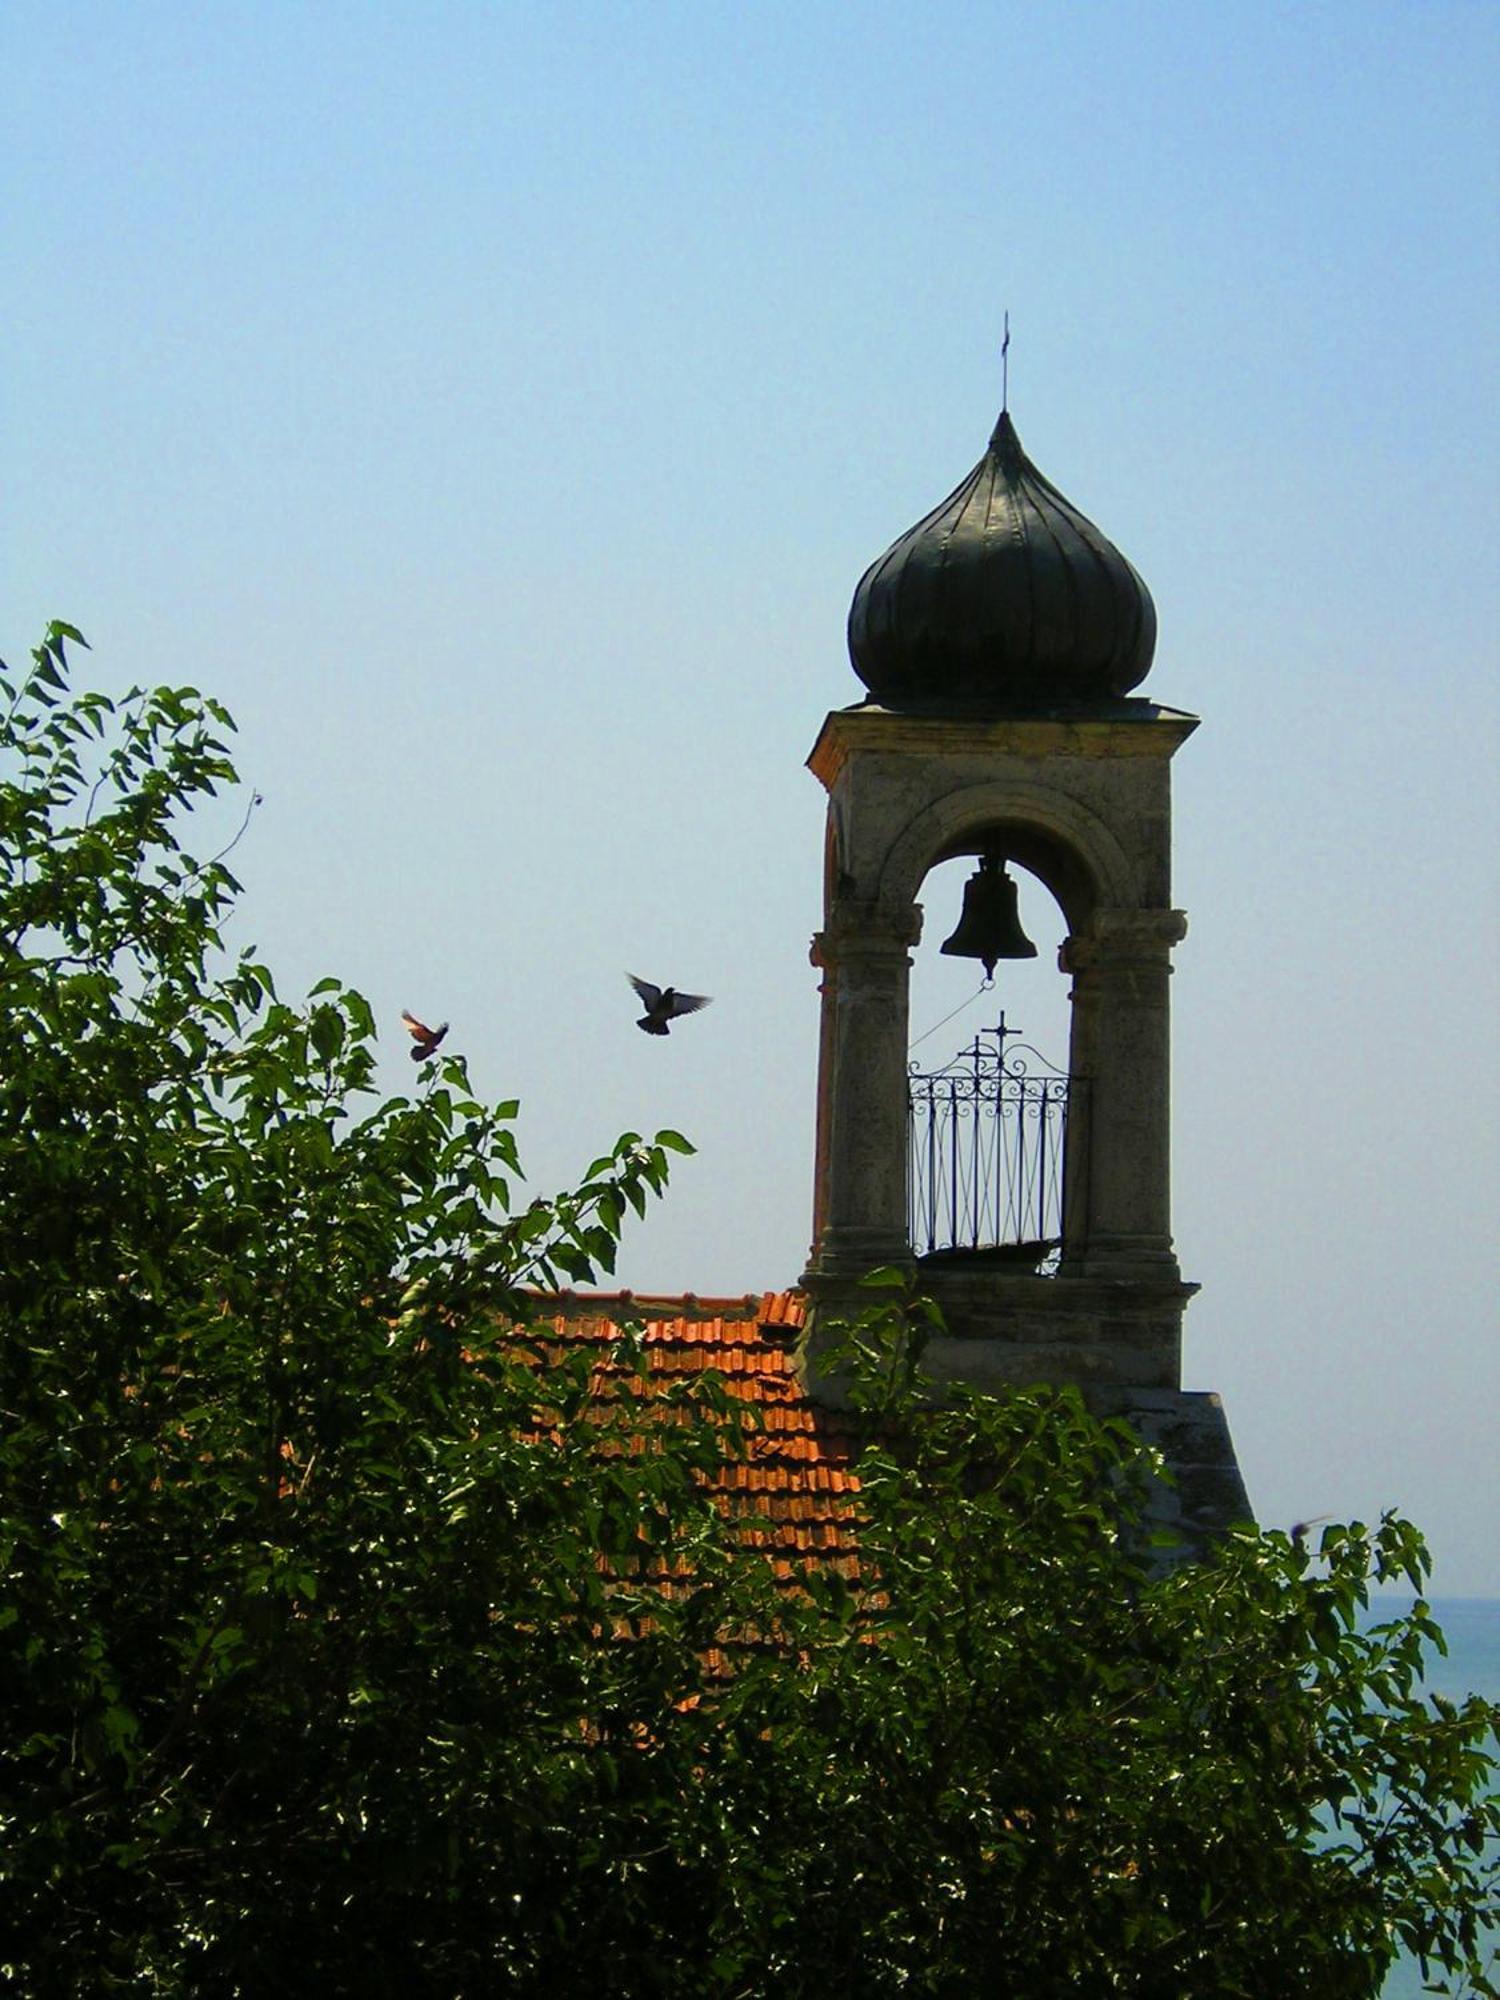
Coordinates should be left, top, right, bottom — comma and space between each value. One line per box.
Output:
848, 409, 1156, 709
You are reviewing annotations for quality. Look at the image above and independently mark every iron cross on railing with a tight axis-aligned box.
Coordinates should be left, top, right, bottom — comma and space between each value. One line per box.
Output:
967, 1011, 1021, 1077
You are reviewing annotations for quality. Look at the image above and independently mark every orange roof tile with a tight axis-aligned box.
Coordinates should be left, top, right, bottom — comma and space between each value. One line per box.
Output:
517, 1290, 865, 1582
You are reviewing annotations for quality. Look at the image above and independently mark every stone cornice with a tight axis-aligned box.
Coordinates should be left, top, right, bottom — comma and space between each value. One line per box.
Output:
807, 701, 1200, 791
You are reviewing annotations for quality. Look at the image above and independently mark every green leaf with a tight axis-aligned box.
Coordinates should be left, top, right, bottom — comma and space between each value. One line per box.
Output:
308, 1004, 345, 1062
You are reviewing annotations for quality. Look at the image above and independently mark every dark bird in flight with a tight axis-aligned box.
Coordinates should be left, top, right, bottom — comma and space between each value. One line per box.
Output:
628, 974, 712, 1036
401, 1010, 449, 1061
1290, 1514, 1333, 1555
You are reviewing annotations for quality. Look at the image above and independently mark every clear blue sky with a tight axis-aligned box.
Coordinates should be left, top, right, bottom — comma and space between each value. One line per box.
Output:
5, 2, 1497, 1590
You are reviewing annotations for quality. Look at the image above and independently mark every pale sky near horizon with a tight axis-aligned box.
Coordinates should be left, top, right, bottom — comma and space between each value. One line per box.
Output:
5, 3, 1497, 1592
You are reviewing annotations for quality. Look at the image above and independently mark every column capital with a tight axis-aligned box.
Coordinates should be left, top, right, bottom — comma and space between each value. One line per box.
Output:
1060, 907, 1187, 974
811, 898, 923, 969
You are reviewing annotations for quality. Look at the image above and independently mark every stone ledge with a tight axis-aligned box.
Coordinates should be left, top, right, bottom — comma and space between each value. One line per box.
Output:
923, 1333, 1178, 1393
916, 1267, 1194, 1385
916, 1267, 1198, 1314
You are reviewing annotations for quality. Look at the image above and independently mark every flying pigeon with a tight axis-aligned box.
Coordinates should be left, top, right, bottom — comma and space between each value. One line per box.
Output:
401, 1009, 449, 1062
1289, 1514, 1333, 1554
628, 974, 712, 1036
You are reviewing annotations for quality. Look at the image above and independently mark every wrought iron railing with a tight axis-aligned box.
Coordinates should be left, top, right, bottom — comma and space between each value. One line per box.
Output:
907, 1016, 1079, 1269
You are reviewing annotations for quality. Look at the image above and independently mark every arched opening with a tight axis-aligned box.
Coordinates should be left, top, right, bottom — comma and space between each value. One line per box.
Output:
905, 826, 1091, 1274
908, 851, 1072, 1080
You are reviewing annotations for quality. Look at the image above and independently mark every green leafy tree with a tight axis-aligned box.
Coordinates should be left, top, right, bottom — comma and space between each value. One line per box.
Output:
2, 628, 1495, 1998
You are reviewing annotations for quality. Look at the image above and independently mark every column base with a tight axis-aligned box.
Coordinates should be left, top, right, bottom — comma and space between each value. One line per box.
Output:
1068, 1234, 1183, 1282
802, 1226, 914, 1285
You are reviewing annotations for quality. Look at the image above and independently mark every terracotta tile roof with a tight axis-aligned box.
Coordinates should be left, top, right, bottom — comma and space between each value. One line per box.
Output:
518, 1290, 865, 1585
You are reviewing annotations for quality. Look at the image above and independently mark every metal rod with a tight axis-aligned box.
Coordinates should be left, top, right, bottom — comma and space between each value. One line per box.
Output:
948, 1083, 960, 1248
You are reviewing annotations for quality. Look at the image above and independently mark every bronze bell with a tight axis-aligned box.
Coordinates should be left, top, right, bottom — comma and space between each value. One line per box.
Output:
939, 853, 1037, 977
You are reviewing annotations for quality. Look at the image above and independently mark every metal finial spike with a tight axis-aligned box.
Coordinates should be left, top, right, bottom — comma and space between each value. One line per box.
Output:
1001, 311, 1010, 412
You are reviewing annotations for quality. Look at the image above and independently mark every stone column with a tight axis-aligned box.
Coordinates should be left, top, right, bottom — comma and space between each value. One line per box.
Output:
807, 946, 838, 1263
805, 899, 922, 1281
1061, 908, 1187, 1278
1058, 933, 1101, 1273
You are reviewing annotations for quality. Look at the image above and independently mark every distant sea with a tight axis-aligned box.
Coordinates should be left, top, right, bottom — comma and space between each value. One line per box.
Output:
1370, 1598, 1500, 1999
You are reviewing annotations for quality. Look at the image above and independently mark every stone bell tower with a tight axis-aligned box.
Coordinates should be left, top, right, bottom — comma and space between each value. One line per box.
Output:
799, 400, 1247, 1540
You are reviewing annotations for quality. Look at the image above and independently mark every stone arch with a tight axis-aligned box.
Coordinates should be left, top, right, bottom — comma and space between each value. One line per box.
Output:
873, 779, 1136, 933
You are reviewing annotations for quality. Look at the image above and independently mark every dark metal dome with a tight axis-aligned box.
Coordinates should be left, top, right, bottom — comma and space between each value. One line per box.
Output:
847, 409, 1156, 710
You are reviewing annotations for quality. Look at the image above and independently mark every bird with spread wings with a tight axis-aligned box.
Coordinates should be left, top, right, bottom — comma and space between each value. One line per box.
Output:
628, 975, 712, 1037
401, 1010, 449, 1062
